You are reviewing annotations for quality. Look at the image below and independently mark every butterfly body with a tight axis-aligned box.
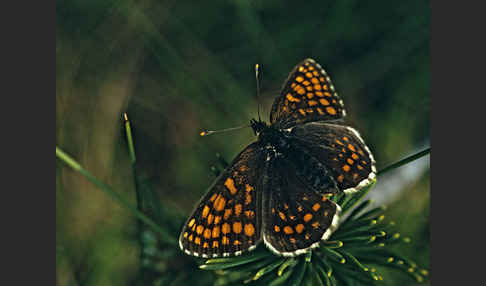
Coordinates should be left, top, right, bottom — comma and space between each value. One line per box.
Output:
179, 59, 376, 258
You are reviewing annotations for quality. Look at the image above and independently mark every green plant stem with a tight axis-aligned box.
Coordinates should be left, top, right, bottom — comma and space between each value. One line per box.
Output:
378, 148, 430, 176
123, 113, 136, 164
56, 146, 177, 246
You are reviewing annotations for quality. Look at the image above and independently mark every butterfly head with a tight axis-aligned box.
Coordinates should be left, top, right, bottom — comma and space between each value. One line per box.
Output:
250, 118, 267, 137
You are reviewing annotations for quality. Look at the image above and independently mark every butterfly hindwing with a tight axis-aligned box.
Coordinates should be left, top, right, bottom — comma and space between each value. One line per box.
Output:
179, 143, 264, 258
270, 58, 346, 129
290, 122, 376, 194
262, 159, 341, 256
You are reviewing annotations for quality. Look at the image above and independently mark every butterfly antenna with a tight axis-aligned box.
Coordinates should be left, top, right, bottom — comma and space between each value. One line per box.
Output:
255, 63, 262, 122
200, 124, 251, 137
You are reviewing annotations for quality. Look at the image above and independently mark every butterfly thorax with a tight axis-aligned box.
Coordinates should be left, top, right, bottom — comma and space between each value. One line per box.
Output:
250, 119, 293, 161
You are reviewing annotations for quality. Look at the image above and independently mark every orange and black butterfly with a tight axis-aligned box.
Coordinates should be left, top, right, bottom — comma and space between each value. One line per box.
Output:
179, 58, 376, 257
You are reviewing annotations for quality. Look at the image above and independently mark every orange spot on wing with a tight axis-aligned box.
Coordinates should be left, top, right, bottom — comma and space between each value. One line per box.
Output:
214, 216, 222, 225
286, 93, 301, 102
245, 193, 252, 205
274, 225, 280, 232
233, 222, 242, 234
312, 203, 321, 211
212, 241, 219, 248
204, 228, 211, 239
212, 226, 220, 238
214, 195, 226, 211
347, 158, 354, 165
222, 236, 229, 245
196, 225, 204, 235
222, 223, 231, 234
245, 210, 255, 218
296, 76, 304, 82
195, 237, 201, 245
295, 224, 305, 234
312, 221, 320, 228
308, 100, 318, 106
348, 144, 356, 152
343, 165, 351, 172
283, 226, 294, 234
279, 211, 287, 221
235, 204, 242, 216
202, 205, 210, 218
352, 153, 359, 160
326, 106, 337, 115
303, 213, 313, 222
224, 178, 238, 195
188, 218, 195, 227
224, 208, 232, 220
207, 214, 214, 225
244, 223, 255, 236
337, 174, 344, 183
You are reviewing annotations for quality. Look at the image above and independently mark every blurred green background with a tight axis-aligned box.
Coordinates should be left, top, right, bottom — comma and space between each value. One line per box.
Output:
56, 0, 429, 285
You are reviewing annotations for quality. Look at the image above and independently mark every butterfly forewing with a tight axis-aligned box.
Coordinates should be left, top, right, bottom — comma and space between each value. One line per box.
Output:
179, 143, 264, 258
262, 159, 341, 256
290, 122, 376, 193
270, 58, 346, 129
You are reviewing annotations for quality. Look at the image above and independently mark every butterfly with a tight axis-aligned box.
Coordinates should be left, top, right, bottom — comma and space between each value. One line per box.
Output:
179, 58, 376, 257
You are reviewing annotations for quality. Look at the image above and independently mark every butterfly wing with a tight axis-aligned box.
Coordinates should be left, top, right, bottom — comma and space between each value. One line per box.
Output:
289, 122, 377, 194
269, 58, 346, 129
179, 142, 264, 258
262, 158, 341, 256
